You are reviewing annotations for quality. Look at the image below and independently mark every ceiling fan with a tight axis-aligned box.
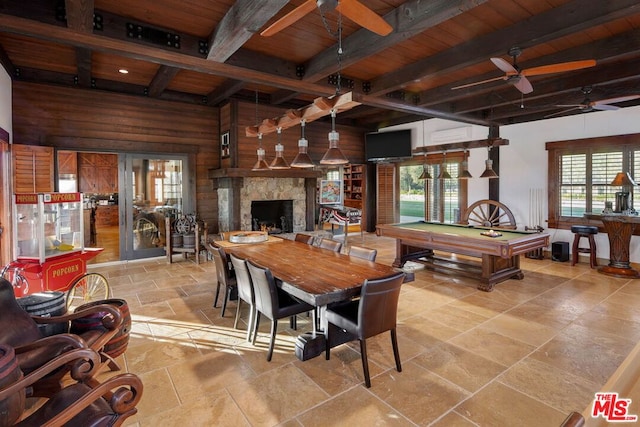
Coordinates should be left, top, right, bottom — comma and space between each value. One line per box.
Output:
545, 87, 640, 118
260, 0, 393, 37
452, 47, 596, 94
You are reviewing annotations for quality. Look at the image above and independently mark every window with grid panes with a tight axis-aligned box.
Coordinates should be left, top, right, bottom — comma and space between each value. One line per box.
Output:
547, 135, 640, 230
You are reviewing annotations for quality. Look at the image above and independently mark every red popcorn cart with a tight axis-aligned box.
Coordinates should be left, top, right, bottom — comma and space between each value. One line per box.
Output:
1, 193, 109, 309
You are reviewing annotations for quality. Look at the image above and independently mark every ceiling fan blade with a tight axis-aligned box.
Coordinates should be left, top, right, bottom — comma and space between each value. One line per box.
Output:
491, 57, 518, 74
593, 95, 640, 106
544, 107, 581, 118
592, 104, 620, 111
260, 0, 317, 36
555, 104, 587, 108
337, 0, 392, 36
512, 75, 533, 94
451, 76, 507, 90
521, 59, 596, 77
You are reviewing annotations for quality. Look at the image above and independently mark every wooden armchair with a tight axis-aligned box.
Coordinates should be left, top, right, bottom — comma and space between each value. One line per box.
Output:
0, 278, 124, 397
165, 214, 205, 264
0, 346, 143, 426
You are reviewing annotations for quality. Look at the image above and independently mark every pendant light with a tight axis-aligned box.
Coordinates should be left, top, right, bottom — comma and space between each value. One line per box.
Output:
611, 172, 636, 186
457, 148, 473, 179
438, 151, 451, 179
269, 127, 290, 169
418, 153, 432, 180
320, 109, 348, 165
291, 119, 315, 168
252, 133, 271, 171
480, 144, 499, 178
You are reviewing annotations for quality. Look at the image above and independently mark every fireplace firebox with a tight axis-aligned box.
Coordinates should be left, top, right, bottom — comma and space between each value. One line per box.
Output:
251, 200, 293, 234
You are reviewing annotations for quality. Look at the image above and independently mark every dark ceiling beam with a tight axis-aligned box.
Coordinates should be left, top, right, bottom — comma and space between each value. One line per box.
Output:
420, 28, 640, 109
206, 79, 245, 106
0, 12, 481, 125
64, 0, 94, 88
206, 0, 288, 62
147, 65, 181, 97
354, 93, 492, 126
369, 0, 640, 97
303, 0, 489, 82
0, 44, 16, 77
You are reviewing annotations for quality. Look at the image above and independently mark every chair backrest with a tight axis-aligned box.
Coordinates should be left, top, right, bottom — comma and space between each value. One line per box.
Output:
246, 260, 279, 319
319, 238, 342, 253
294, 233, 314, 245
348, 245, 377, 261
357, 272, 405, 340
0, 278, 42, 345
210, 244, 231, 286
229, 254, 254, 304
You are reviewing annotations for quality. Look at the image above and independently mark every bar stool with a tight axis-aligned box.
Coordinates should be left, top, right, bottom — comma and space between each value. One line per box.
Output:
571, 225, 598, 268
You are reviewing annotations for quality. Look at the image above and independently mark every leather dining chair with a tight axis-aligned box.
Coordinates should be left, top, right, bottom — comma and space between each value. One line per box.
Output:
348, 245, 377, 261
294, 233, 314, 245
229, 253, 257, 342
319, 238, 342, 253
325, 271, 406, 388
246, 260, 314, 361
208, 243, 237, 317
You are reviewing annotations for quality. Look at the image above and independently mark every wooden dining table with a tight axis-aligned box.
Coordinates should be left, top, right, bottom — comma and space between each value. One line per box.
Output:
219, 236, 404, 360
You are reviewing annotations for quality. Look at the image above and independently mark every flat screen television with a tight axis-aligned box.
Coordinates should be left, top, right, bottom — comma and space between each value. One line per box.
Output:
365, 129, 412, 162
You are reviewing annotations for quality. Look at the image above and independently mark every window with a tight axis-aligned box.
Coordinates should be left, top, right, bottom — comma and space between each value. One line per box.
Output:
400, 152, 467, 223
547, 134, 640, 230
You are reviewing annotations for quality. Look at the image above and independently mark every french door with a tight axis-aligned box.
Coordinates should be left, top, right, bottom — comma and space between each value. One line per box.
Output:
119, 153, 190, 260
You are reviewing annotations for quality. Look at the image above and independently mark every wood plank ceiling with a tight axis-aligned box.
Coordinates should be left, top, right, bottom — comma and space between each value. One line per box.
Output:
0, 0, 639, 130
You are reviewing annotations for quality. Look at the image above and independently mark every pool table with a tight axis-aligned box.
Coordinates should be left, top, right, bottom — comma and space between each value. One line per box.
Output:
376, 221, 550, 291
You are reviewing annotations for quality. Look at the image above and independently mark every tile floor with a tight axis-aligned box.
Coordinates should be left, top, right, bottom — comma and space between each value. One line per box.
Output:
86, 233, 640, 426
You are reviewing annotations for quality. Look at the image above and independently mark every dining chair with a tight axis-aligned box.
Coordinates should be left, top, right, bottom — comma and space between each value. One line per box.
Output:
208, 243, 237, 317
294, 233, 314, 245
347, 245, 377, 261
229, 253, 257, 342
325, 271, 406, 388
246, 260, 314, 361
319, 238, 342, 253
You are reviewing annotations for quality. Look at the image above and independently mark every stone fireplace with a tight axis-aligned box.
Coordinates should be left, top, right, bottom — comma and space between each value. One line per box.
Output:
210, 169, 321, 233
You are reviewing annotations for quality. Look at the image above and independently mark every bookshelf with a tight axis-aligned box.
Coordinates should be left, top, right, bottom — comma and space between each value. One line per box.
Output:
343, 163, 365, 212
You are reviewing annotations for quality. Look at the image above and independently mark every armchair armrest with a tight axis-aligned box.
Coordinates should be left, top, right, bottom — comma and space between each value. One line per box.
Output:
0, 348, 101, 402
31, 304, 123, 332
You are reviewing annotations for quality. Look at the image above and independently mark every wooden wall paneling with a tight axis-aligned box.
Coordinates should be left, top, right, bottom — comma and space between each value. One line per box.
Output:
12, 81, 219, 230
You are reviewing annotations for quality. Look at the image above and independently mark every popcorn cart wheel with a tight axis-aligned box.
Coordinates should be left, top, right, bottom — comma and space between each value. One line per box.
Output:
1, 248, 110, 311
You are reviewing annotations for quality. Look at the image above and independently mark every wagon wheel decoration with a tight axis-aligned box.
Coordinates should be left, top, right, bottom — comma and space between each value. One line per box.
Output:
174, 217, 191, 234
462, 199, 517, 229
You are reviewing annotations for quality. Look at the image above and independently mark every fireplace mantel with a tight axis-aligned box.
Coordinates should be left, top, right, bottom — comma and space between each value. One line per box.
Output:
208, 168, 322, 179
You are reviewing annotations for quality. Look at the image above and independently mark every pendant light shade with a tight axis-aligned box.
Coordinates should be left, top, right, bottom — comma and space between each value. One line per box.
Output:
611, 172, 636, 186
418, 163, 432, 180
269, 128, 290, 169
437, 151, 451, 179
480, 159, 499, 178
291, 120, 315, 168
252, 134, 271, 171
480, 145, 499, 178
320, 109, 348, 165
457, 149, 473, 179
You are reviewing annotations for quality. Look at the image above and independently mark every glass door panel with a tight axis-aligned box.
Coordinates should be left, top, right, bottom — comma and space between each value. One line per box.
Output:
120, 154, 188, 260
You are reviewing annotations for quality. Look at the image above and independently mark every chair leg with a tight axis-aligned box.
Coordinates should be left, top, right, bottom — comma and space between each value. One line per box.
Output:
391, 328, 402, 373
246, 305, 255, 342
213, 282, 221, 308
571, 234, 580, 266
359, 339, 371, 388
267, 319, 278, 362
589, 235, 597, 268
233, 299, 242, 329
325, 323, 331, 360
253, 313, 261, 345
221, 286, 231, 317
